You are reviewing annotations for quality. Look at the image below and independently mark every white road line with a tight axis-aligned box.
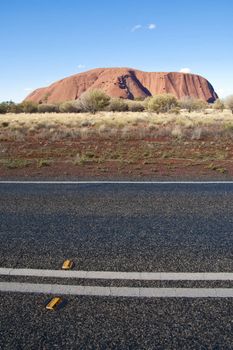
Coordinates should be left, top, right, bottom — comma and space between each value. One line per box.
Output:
1, 268, 233, 281
0, 181, 233, 184
0, 282, 232, 298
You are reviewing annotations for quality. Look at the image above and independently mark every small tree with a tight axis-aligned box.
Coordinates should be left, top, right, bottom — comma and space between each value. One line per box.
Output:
19, 101, 38, 113
225, 95, 233, 114
0, 102, 8, 114
107, 98, 129, 112
79, 89, 110, 114
213, 99, 225, 112
179, 97, 207, 112
147, 94, 178, 114
0, 101, 17, 114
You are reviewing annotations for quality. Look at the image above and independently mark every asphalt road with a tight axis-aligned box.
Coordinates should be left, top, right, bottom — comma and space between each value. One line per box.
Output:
0, 182, 233, 349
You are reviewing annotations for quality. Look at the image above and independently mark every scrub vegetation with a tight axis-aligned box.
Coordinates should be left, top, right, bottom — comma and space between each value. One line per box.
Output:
1, 90, 233, 179
0, 90, 232, 115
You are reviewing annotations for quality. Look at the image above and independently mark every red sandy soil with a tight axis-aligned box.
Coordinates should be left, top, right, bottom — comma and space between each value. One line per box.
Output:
1, 137, 232, 180
25, 68, 218, 104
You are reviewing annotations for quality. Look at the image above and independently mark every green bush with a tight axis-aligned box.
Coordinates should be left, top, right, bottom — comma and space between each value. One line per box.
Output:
179, 97, 207, 112
18, 101, 38, 113
38, 104, 59, 113
79, 89, 110, 114
107, 98, 129, 112
225, 95, 233, 114
147, 94, 178, 113
59, 101, 82, 113
128, 101, 145, 112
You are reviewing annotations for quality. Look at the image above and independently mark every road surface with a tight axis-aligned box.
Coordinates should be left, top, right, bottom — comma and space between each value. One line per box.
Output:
0, 182, 233, 349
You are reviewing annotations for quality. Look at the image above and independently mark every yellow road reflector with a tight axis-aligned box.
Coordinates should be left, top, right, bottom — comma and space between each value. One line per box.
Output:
62, 260, 74, 270
46, 297, 62, 310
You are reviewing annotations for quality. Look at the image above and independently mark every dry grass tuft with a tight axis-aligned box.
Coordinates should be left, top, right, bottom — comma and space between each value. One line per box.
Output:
1, 109, 233, 141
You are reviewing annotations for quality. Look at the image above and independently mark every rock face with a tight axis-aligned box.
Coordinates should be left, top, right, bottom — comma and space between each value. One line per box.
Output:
25, 68, 218, 103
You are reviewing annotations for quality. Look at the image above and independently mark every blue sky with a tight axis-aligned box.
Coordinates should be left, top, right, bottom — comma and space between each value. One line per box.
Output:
0, 0, 232, 102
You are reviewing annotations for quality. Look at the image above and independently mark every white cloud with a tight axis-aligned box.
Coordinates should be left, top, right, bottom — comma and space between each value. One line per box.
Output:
24, 88, 33, 92
131, 23, 157, 32
77, 64, 86, 69
131, 24, 142, 32
148, 23, 156, 30
179, 68, 191, 74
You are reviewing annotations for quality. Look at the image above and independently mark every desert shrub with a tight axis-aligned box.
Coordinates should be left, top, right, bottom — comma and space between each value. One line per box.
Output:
9, 103, 23, 113
213, 99, 225, 111
0, 102, 8, 114
134, 96, 147, 101
179, 97, 207, 112
2, 121, 9, 127
144, 96, 152, 109
0, 101, 19, 114
59, 100, 82, 113
107, 98, 128, 112
18, 101, 38, 113
128, 102, 145, 112
225, 95, 233, 114
147, 94, 178, 113
38, 104, 59, 113
79, 89, 110, 114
